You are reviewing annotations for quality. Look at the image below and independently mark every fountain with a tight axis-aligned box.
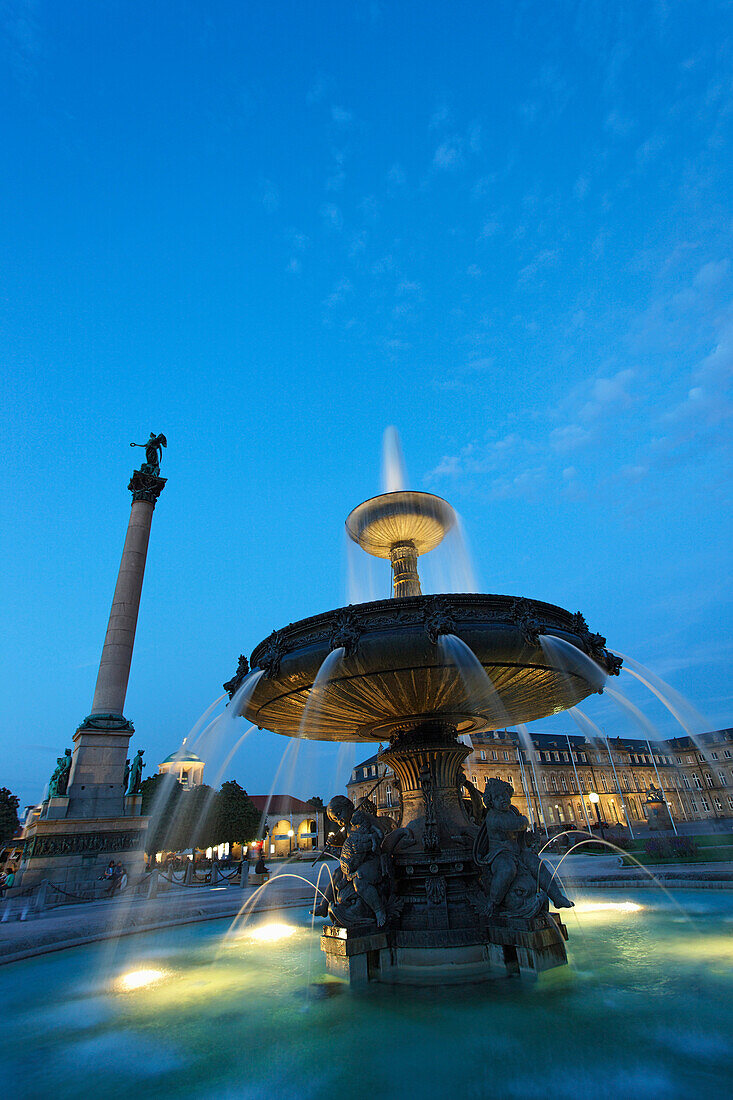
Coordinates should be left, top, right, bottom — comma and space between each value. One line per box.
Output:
230, 488, 622, 984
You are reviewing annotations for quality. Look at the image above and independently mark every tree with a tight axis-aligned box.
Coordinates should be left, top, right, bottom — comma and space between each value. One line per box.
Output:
141, 775, 217, 855
0, 787, 20, 848
211, 781, 260, 848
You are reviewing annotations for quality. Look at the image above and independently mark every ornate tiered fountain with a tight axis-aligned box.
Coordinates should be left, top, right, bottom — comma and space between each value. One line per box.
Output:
230, 490, 621, 984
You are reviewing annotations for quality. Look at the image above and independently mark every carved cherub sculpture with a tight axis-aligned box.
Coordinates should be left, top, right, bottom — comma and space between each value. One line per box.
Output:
474, 778, 573, 918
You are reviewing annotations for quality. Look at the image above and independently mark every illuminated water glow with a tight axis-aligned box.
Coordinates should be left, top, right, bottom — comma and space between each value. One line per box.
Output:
247, 922, 296, 942
116, 967, 165, 991
574, 901, 644, 914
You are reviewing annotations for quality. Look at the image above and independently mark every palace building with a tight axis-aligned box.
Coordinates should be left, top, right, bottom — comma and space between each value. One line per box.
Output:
347, 727, 733, 831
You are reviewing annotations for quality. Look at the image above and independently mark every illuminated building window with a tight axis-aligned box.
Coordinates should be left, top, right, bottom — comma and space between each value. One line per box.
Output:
551, 775, 558, 792
601, 774, 608, 792
623, 773, 631, 790
560, 776, 567, 792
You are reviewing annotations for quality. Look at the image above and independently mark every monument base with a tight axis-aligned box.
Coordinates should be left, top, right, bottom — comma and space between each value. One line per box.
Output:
15, 816, 148, 900
321, 913, 568, 986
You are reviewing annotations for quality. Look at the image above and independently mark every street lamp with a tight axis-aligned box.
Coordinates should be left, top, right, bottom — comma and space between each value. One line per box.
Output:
588, 791, 605, 840
287, 828, 295, 855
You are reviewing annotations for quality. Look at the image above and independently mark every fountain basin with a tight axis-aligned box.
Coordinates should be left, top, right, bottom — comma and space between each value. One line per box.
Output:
239, 594, 617, 741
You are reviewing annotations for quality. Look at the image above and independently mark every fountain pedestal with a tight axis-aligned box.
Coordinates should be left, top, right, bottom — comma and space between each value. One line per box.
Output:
321, 723, 570, 985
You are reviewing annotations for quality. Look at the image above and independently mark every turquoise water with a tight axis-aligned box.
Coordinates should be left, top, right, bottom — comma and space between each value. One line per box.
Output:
2, 890, 732, 1099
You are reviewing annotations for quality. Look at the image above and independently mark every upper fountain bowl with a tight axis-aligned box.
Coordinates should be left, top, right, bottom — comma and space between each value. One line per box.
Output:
237, 594, 620, 742
346, 491, 455, 558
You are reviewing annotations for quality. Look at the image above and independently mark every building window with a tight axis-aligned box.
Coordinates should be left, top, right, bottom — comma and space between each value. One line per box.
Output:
555, 804, 564, 823
601, 774, 608, 793
566, 803, 574, 820
472, 776, 477, 786
480, 750, 486, 760
491, 751, 497, 761
623, 773, 631, 790
576, 801, 584, 820
705, 773, 714, 788
714, 797, 723, 812
728, 797, 733, 810
560, 775, 568, 792
542, 776, 548, 792
724, 750, 731, 759
700, 796, 710, 811
569, 775, 577, 792
551, 775, 558, 792
553, 752, 560, 761
683, 775, 691, 789
718, 772, 726, 786
693, 774, 703, 790
711, 752, 719, 760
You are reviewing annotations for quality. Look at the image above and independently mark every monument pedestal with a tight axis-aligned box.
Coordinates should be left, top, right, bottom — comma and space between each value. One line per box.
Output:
18, 816, 148, 897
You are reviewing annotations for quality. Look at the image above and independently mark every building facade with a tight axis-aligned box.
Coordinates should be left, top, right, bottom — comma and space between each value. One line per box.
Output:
249, 795, 321, 856
347, 728, 733, 833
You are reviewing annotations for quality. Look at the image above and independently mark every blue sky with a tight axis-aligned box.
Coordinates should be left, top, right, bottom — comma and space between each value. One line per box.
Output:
1, 1, 731, 809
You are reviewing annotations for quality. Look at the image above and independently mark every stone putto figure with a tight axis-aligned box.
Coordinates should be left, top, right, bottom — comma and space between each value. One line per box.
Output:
474, 778, 573, 919
127, 749, 145, 795
313, 795, 394, 928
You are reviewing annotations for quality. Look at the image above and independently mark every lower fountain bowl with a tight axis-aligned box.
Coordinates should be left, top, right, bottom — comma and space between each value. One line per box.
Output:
238, 594, 615, 741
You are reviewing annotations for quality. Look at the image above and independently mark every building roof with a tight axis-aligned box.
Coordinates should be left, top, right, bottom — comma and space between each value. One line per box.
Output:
250, 795, 319, 815
161, 750, 203, 764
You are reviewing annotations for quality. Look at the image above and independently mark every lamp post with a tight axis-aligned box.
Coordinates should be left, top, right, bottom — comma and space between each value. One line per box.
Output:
588, 791, 605, 840
288, 828, 295, 856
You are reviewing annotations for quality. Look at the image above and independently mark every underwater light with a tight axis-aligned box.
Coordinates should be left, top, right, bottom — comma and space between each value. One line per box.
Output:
574, 901, 643, 914
116, 968, 165, 991
248, 922, 296, 942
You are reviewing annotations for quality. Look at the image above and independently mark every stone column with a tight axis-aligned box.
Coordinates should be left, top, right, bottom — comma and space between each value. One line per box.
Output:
389, 541, 422, 597
65, 466, 166, 818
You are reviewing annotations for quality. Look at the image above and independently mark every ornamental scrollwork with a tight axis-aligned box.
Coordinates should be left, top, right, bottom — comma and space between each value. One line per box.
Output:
510, 597, 541, 646
423, 596, 456, 645
257, 630, 288, 679
329, 607, 363, 658
223, 654, 250, 699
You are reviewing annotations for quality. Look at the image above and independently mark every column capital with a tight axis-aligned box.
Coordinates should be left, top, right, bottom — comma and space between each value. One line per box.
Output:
128, 468, 167, 505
